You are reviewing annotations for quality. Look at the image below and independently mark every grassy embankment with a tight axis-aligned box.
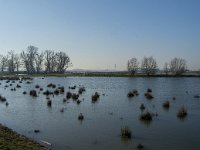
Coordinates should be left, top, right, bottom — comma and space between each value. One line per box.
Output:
0, 124, 47, 150
0, 72, 200, 78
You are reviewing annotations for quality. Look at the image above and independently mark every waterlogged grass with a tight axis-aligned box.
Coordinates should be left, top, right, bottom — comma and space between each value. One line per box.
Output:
0, 124, 47, 150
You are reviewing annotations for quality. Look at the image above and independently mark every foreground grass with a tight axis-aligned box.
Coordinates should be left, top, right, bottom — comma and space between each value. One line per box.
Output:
0, 124, 47, 150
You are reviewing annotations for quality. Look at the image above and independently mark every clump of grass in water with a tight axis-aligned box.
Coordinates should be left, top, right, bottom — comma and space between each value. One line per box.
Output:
140, 111, 153, 121
162, 100, 170, 109
78, 113, 84, 120
47, 100, 52, 107
66, 91, 72, 99
177, 106, 187, 119
127, 91, 134, 98
78, 87, 86, 94
137, 143, 144, 149
91, 92, 100, 102
121, 126, 132, 139
144, 88, 154, 99
71, 93, 79, 100
144, 92, 154, 99
29, 90, 37, 97
127, 89, 139, 98
140, 103, 145, 111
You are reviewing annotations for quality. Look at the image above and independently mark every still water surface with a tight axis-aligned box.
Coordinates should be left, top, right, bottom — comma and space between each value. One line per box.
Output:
0, 77, 200, 150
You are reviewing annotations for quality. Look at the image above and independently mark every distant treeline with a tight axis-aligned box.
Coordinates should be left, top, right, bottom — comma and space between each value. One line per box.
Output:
127, 56, 188, 76
0, 45, 71, 74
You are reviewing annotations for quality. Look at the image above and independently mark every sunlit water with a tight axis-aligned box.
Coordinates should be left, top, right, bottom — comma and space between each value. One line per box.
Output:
0, 77, 200, 150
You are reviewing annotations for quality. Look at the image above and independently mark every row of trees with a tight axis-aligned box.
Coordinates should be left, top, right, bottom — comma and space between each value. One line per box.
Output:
127, 56, 187, 75
0, 45, 71, 74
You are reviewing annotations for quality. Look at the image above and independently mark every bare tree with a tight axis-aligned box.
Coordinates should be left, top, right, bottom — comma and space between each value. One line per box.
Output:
169, 57, 187, 75
7, 50, 16, 73
163, 62, 169, 75
21, 45, 38, 73
14, 54, 21, 73
0, 55, 8, 72
127, 57, 139, 74
35, 52, 44, 73
44, 50, 57, 73
56, 51, 70, 73
141, 56, 157, 75
21, 51, 29, 73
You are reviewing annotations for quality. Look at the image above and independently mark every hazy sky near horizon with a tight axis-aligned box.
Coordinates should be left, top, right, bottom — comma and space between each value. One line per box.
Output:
0, 0, 199, 70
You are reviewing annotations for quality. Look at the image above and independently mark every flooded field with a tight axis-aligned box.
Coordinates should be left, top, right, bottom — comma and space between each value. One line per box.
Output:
0, 77, 200, 150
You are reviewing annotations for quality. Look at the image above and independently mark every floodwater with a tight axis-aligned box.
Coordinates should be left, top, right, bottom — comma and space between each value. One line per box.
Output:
0, 77, 200, 150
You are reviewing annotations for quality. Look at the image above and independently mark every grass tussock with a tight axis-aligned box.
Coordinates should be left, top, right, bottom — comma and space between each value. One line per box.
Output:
140, 112, 153, 121
91, 92, 100, 102
177, 106, 187, 119
162, 100, 170, 109
121, 126, 132, 139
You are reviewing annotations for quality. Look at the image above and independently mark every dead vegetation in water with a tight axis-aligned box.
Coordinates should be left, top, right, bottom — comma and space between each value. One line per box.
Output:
127, 89, 139, 98
140, 111, 153, 121
91, 92, 100, 102
177, 106, 187, 119
121, 126, 132, 139
30, 90, 37, 97
162, 100, 170, 109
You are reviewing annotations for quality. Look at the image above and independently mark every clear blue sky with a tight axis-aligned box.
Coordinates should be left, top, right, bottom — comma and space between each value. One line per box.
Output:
0, 0, 199, 70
